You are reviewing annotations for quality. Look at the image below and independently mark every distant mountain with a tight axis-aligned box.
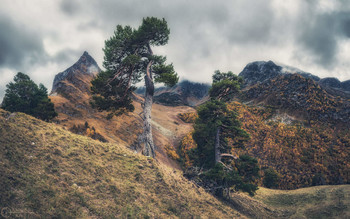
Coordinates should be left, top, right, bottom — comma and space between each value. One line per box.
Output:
51, 51, 101, 99
136, 80, 210, 107
239, 61, 350, 97
238, 61, 350, 126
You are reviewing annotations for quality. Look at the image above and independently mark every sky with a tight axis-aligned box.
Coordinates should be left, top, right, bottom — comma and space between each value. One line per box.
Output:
1, 0, 350, 100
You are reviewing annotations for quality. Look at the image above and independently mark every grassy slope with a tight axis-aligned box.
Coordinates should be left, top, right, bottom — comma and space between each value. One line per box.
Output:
253, 185, 350, 219
225, 185, 350, 219
50, 94, 195, 169
0, 109, 242, 218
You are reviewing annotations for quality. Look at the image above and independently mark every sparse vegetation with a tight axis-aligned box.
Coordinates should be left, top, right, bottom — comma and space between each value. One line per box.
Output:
69, 121, 107, 142
0, 108, 242, 218
178, 112, 198, 123
164, 144, 180, 160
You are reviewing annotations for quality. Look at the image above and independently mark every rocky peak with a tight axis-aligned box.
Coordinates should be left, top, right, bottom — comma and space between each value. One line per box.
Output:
51, 51, 101, 97
238, 61, 282, 87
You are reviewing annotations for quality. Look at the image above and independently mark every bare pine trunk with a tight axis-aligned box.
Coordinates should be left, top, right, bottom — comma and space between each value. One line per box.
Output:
139, 45, 155, 157
141, 73, 155, 157
215, 127, 221, 164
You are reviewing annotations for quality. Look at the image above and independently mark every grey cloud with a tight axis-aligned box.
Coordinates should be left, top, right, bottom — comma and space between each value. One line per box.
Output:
296, 1, 350, 68
53, 49, 83, 64
1, 0, 350, 104
338, 12, 350, 38
60, 0, 80, 16
0, 15, 47, 70
341, 18, 350, 37
298, 13, 338, 67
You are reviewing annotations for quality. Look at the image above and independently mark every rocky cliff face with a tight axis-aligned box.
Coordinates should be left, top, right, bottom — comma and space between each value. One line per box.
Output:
51, 51, 101, 98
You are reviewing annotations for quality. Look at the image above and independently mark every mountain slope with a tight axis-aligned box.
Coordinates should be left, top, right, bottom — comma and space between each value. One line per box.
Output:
0, 109, 243, 218
180, 101, 350, 190
49, 52, 195, 169
239, 60, 350, 99
1, 109, 349, 218
241, 74, 350, 126
230, 101, 350, 189
238, 61, 350, 126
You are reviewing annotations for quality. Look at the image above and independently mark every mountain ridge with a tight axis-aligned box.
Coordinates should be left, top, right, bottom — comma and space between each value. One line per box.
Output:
238, 61, 350, 126
239, 60, 350, 95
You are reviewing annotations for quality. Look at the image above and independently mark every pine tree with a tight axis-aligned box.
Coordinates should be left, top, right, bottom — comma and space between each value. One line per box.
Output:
91, 17, 178, 157
1, 72, 57, 121
191, 70, 259, 197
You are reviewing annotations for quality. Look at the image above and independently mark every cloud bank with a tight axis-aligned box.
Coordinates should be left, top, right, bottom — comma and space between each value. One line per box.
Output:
1, 0, 350, 100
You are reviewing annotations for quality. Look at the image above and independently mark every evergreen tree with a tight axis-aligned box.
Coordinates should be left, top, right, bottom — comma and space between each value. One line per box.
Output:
91, 17, 178, 157
193, 100, 249, 168
209, 70, 243, 102
193, 70, 248, 168
1, 72, 57, 121
191, 70, 259, 197
204, 155, 259, 197
90, 70, 135, 115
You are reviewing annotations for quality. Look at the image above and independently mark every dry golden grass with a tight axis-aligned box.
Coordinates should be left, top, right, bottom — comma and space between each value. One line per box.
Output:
0, 109, 243, 218
50, 92, 195, 169
254, 186, 350, 219
227, 185, 350, 219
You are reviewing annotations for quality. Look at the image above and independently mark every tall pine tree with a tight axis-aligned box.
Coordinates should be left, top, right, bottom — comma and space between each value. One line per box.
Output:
91, 17, 178, 157
192, 70, 259, 197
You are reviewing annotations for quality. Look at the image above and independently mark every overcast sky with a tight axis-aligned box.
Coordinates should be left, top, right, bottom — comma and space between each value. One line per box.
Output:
1, 0, 350, 100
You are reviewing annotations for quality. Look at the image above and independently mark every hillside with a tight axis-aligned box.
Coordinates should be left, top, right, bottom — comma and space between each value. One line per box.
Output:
242, 185, 350, 218
1, 109, 350, 218
241, 74, 350, 126
239, 61, 350, 126
180, 100, 350, 190
0, 109, 243, 218
231, 101, 350, 189
49, 52, 194, 168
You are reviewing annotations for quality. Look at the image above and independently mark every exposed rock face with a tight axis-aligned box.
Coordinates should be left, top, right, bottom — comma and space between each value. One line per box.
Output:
137, 80, 210, 107
239, 61, 282, 87
51, 51, 101, 98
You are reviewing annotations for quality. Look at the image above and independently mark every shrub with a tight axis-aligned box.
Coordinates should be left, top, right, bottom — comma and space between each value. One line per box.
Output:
263, 168, 280, 188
